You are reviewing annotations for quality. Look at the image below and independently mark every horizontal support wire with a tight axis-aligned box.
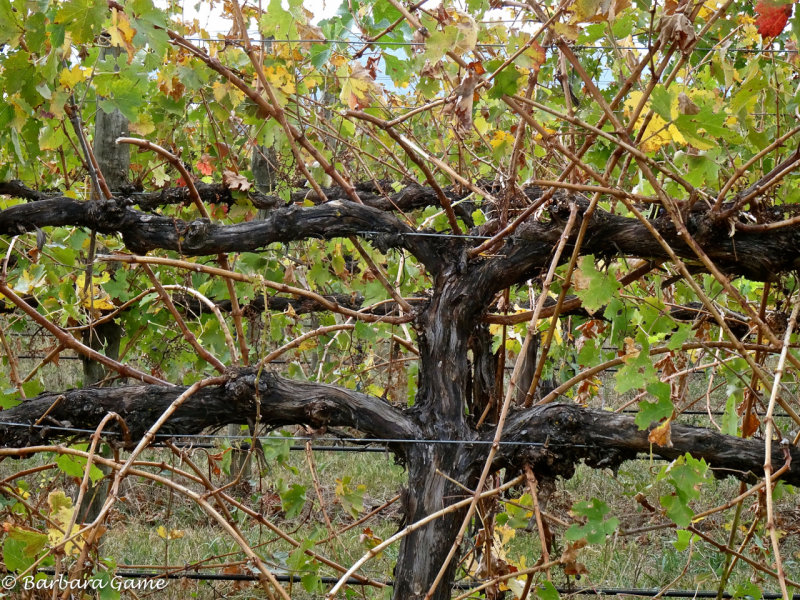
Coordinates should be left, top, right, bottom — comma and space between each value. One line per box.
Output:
31, 569, 800, 597
180, 37, 798, 54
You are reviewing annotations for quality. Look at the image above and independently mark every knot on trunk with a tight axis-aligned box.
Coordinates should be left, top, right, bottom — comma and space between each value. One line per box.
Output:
304, 400, 336, 427
87, 198, 127, 231
182, 218, 213, 250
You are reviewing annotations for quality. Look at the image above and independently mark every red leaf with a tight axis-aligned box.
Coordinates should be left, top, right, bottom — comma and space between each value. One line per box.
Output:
196, 154, 214, 176
755, 1, 793, 37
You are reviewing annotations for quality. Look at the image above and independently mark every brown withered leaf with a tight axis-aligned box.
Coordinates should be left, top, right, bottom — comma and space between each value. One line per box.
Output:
742, 411, 761, 438
648, 418, 673, 448
365, 56, 380, 79
420, 60, 442, 79
658, 12, 696, 52
442, 71, 481, 137
561, 540, 589, 576
678, 92, 700, 115
223, 169, 252, 191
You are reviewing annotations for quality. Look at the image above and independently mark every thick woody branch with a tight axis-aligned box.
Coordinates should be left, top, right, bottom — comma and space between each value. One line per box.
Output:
498, 403, 800, 486
0, 196, 438, 267
0, 369, 418, 450
486, 196, 800, 290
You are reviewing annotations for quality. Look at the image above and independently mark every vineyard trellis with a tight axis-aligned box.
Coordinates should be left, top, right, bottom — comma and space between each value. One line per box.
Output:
2, 0, 800, 599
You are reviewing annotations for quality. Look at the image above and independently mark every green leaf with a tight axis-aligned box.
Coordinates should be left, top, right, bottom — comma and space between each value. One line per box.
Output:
565, 498, 619, 544
573, 255, 620, 314
310, 44, 332, 70
660, 493, 694, 528
336, 476, 366, 518
277, 479, 306, 519
666, 323, 692, 350
721, 393, 739, 436
56, 454, 105, 484
671, 528, 695, 551
8, 526, 49, 557
383, 52, 411, 87
55, 0, 107, 43
657, 454, 710, 527
354, 320, 377, 342
634, 381, 673, 429
733, 582, 763, 600
260, 0, 299, 40
488, 65, 521, 99
301, 573, 323, 594
423, 27, 456, 62
0, 0, 21, 45
496, 494, 533, 529
535, 581, 561, 600
674, 105, 736, 148
94, 571, 121, 600
650, 86, 673, 122
4, 537, 34, 572
615, 362, 645, 394
730, 70, 767, 115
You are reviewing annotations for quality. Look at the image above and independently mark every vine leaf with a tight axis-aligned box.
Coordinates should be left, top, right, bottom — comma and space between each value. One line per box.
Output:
755, 1, 793, 37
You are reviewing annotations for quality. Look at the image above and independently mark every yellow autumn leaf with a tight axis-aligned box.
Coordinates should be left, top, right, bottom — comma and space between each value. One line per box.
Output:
624, 91, 687, 152
264, 65, 296, 95
75, 272, 116, 311
130, 112, 156, 136
59, 65, 89, 89
740, 23, 760, 47
473, 115, 491, 136
697, 0, 720, 20
47, 491, 83, 556
533, 126, 556, 141
212, 81, 227, 102
108, 8, 137, 61
494, 523, 516, 548
157, 525, 185, 540
451, 12, 478, 54
329, 54, 348, 68
298, 339, 318, 351
489, 130, 515, 150
490, 324, 506, 337
339, 63, 381, 110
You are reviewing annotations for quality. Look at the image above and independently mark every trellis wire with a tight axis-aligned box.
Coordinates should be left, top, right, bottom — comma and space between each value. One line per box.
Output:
31, 569, 800, 597
181, 37, 798, 54
0, 421, 594, 447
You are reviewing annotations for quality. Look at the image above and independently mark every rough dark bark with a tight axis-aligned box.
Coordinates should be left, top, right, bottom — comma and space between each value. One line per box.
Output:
112, 179, 475, 222
499, 403, 800, 486
130, 181, 281, 212
0, 180, 57, 201
5, 194, 800, 282
4, 384, 797, 483
0, 369, 417, 450
0, 197, 441, 269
